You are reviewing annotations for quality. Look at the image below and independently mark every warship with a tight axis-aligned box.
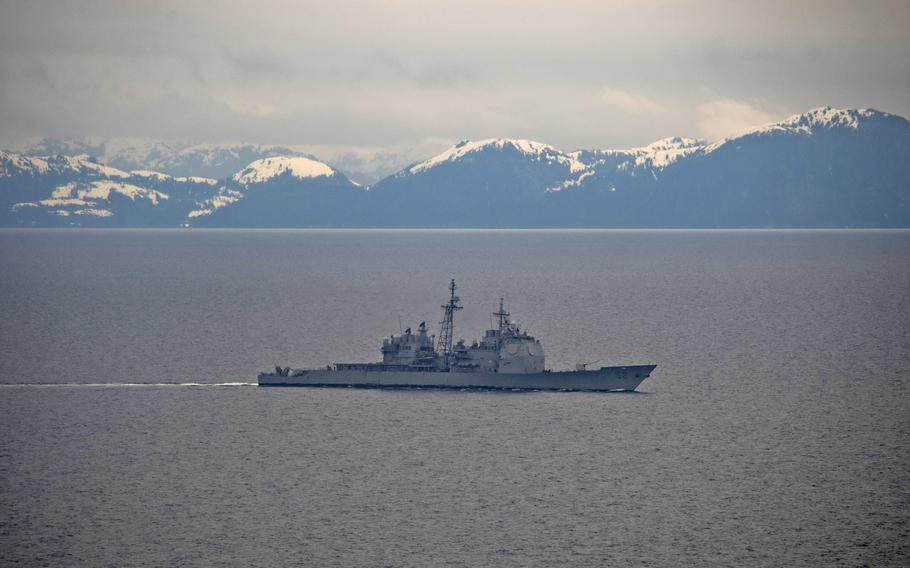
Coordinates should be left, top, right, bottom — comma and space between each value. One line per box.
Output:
258, 280, 656, 391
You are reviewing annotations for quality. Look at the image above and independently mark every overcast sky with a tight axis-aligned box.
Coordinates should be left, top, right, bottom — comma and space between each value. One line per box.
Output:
1, 0, 908, 155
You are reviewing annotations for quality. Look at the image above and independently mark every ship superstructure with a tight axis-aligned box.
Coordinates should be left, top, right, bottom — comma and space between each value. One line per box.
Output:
259, 280, 655, 391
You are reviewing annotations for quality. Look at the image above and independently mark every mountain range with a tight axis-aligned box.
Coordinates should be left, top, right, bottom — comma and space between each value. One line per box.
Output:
2, 107, 908, 228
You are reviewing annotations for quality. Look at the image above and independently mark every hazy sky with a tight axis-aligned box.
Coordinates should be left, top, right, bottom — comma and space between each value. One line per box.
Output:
1, 0, 909, 154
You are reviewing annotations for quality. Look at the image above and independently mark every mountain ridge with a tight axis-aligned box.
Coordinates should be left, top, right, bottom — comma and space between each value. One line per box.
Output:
3, 106, 908, 227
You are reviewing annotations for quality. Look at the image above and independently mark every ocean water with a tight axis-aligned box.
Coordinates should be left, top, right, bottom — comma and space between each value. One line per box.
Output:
0, 229, 908, 567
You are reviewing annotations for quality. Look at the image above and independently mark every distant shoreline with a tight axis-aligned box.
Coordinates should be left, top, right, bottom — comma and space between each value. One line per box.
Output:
3, 227, 909, 232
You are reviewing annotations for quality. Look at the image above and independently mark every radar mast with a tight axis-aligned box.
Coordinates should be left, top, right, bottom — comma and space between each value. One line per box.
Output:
436, 279, 463, 364
493, 297, 510, 346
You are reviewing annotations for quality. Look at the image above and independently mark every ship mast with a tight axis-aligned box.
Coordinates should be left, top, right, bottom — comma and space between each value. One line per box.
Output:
493, 297, 510, 346
436, 279, 463, 364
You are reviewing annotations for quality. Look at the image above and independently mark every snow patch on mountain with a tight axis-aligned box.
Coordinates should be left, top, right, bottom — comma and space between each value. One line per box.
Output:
52, 183, 79, 198
772, 106, 883, 132
54, 180, 168, 204
630, 137, 706, 168
129, 170, 172, 181
1, 150, 131, 179
0, 150, 50, 176
62, 155, 130, 178
187, 188, 244, 219
176, 176, 219, 185
13, 180, 170, 221
129, 169, 218, 185
546, 170, 596, 192
407, 138, 587, 175
233, 156, 336, 185
574, 137, 706, 170
38, 197, 93, 207
53, 208, 113, 218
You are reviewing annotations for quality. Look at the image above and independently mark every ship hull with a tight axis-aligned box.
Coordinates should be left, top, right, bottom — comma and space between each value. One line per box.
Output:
258, 364, 656, 392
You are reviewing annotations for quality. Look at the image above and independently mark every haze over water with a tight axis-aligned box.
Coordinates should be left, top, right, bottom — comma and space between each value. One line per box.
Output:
1, 229, 908, 566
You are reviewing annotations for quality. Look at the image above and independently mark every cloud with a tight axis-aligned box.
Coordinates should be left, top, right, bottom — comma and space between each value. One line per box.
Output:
355, 52, 476, 88
291, 137, 454, 182
222, 48, 290, 79
0, 2, 908, 149
601, 87, 665, 117
696, 98, 780, 141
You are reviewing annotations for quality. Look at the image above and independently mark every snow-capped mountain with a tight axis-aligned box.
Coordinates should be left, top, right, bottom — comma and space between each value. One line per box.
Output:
708, 106, 888, 146
232, 156, 339, 185
403, 138, 586, 176
3, 107, 908, 227
1, 150, 130, 180
189, 155, 366, 227
2, 148, 367, 227
366, 138, 590, 226
125, 143, 307, 179
1, 149, 224, 226
554, 106, 910, 226
19, 138, 309, 180
366, 107, 909, 227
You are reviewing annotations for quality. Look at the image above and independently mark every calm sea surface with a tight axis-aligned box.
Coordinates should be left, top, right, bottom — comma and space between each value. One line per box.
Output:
0, 229, 908, 567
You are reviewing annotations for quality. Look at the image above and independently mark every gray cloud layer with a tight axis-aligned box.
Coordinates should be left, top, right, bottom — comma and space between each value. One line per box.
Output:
1, 0, 908, 153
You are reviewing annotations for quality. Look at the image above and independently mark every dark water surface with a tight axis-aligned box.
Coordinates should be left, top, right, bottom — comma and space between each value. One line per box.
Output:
1, 229, 908, 566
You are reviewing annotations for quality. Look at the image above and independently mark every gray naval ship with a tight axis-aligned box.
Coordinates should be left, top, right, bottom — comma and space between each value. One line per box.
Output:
259, 280, 656, 391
